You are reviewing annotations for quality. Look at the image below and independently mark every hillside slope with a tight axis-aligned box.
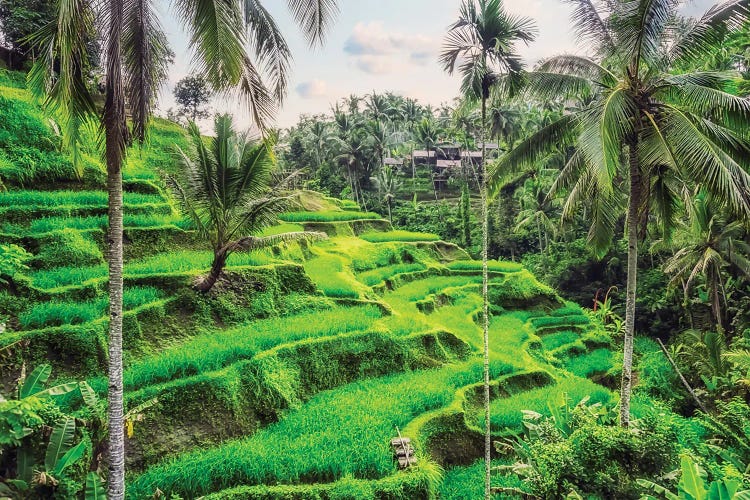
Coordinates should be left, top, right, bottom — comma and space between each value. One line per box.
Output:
0, 69, 649, 499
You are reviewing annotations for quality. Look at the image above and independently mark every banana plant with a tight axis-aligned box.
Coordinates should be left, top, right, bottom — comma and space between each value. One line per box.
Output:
0, 364, 105, 499
638, 455, 750, 500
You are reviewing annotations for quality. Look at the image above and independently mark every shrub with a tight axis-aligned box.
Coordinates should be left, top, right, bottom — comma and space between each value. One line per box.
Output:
36, 229, 104, 268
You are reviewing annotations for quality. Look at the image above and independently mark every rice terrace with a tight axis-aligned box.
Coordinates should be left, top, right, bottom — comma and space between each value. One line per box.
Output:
2, 0, 750, 499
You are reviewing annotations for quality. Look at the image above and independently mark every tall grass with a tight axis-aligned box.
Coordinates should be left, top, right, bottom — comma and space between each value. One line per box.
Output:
0, 190, 163, 207
447, 260, 524, 273
357, 263, 426, 286
123, 306, 382, 390
29, 250, 280, 289
128, 364, 481, 498
541, 331, 580, 351
488, 377, 612, 432
360, 231, 440, 243
279, 211, 382, 222
19, 287, 163, 329
304, 253, 363, 298
562, 348, 614, 379
7, 214, 189, 234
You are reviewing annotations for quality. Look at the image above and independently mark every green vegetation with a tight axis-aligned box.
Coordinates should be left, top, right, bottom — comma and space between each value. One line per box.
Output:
280, 211, 383, 222
2, 0, 750, 497
359, 230, 441, 243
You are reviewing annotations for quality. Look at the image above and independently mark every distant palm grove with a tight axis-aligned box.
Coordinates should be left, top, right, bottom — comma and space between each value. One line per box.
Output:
2, 0, 750, 499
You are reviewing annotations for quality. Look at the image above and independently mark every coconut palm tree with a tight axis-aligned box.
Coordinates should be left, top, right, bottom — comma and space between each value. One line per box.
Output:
441, 1, 536, 497
665, 192, 750, 329
172, 115, 326, 292
371, 165, 401, 223
413, 117, 442, 198
28, 0, 338, 497
488, 0, 750, 427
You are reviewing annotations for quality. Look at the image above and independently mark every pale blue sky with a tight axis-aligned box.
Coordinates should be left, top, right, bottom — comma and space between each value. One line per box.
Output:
155, 0, 715, 129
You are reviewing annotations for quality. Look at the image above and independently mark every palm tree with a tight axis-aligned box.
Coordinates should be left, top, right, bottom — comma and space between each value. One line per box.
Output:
29, 0, 338, 497
516, 177, 559, 254
172, 115, 326, 292
441, 1, 536, 497
305, 120, 334, 171
488, 0, 750, 427
413, 117, 441, 198
665, 192, 750, 329
371, 165, 401, 223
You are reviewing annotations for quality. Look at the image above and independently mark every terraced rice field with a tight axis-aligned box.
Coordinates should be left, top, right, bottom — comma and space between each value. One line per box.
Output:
0, 187, 620, 499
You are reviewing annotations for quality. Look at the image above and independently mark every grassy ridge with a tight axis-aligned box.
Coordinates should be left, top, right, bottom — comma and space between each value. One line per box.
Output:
128, 364, 484, 498
280, 211, 383, 222
121, 305, 382, 391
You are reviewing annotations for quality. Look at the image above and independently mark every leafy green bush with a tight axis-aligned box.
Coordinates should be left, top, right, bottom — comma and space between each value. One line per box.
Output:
36, 229, 104, 268
0, 243, 31, 284
279, 210, 382, 222
500, 404, 680, 499
360, 231, 441, 243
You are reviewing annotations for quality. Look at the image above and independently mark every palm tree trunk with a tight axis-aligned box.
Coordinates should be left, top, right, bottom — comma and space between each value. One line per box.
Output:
620, 139, 641, 428
481, 95, 491, 500
197, 251, 228, 293
387, 198, 393, 224
104, 1, 127, 497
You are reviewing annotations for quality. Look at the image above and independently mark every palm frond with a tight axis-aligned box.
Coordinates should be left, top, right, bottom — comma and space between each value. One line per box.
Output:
661, 105, 750, 217
618, 0, 679, 69
243, 0, 292, 102
488, 114, 578, 197
669, 0, 750, 66
522, 71, 593, 101
27, 0, 97, 171
536, 54, 617, 86
286, 0, 338, 47
563, 0, 615, 56
657, 80, 750, 131
123, 0, 171, 143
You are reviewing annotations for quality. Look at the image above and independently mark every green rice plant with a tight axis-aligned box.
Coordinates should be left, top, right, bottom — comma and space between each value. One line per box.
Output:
360, 231, 441, 243
36, 229, 104, 268
279, 211, 382, 222
446, 260, 523, 273
128, 364, 482, 498
304, 253, 363, 298
18, 286, 162, 329
530, 314, 590, 330
488, 377, 612, 433
562, 348, 614, 379
439, 460, 524, 500
29, 250, 280, 289
21, 214, 188, 235
0, 190, 162, 207
259, 223, 305, 236
0, 69, 26, 89
540, 331, 580, 351
357, 263, 426, 286
123, 306, 382, 390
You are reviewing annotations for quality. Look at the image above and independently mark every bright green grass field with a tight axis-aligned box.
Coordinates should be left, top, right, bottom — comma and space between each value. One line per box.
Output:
19, 286, 162, 329
279, 210, 383, 222
128, 363, 487, 498
360, 230, 441, 243
122, 305, 382, 391
28, 250, 282, 290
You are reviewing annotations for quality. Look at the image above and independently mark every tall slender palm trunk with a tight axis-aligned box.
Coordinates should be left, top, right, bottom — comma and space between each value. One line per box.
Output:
104, 1, 126, 497
197, 251, 228, 292
481, 95, 491, 500
620, 139, 641, 428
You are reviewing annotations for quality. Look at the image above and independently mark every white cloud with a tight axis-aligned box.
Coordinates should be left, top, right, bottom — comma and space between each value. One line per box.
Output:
296, 79, 329, 99
344, 22, 437, 75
